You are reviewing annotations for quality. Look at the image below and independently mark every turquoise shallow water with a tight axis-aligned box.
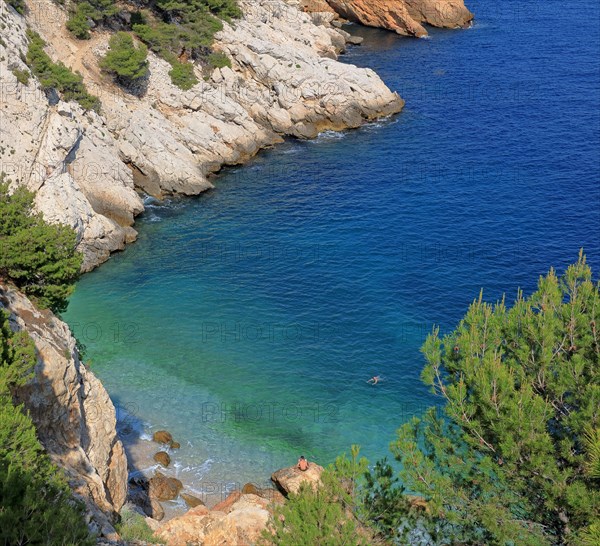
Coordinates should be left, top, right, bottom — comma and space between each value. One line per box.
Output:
63, 0, 600, 505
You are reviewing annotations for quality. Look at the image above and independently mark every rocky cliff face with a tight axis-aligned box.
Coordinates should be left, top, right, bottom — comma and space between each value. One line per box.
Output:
0, 0, 403, 272
319, 0, 473, 37
0, 284, 127, 538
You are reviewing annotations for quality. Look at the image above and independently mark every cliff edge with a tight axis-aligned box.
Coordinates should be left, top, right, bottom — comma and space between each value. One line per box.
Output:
0, 284, 127, 538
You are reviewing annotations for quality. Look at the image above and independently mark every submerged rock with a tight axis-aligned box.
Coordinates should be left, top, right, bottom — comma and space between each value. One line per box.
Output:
181, 492, 205, 508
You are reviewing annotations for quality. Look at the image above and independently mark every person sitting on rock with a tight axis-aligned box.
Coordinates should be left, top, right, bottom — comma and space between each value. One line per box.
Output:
297, 455, 309, 471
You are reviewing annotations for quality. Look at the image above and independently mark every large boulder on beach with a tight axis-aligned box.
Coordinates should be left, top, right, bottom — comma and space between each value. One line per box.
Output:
271, 463, 324, 495
155, 493, 271, 546
149, 472, 183, 501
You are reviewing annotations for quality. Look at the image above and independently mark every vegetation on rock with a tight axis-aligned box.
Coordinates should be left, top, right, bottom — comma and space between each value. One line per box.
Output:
168, 59, 197, 90
0, 311, 93, 545
116, 505, 164, 544
25, 30, 100, 111
0, 177, 82, 313
100, 31, 149, 86
10, 67, 29, 85
65, 0, 237, 88
208, 51, 231, 69
5, 0, 25, 14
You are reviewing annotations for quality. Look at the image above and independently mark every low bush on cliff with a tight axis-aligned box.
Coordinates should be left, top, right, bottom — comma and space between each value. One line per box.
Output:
0, 177, 82, 313
5, 0, 25, 15
0, 312, 93, 545
67, 0, 119, 39
168, 59, 198, 90
116, 505, 165, 544
100, 31, 149, 86
25, 30, 100, 112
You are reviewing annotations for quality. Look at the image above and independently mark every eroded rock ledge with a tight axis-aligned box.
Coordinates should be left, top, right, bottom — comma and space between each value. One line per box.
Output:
0, 0, 403, 272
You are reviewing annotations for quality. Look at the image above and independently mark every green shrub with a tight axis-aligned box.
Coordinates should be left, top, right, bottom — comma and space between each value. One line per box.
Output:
168, 59, 198, 90
0, 177, 82, 313
66, 0, 120, 39
208, 51, 230, 69
116, 505, 164, 544
25, 30, 100, 111
0, 312, 93, 545
132, 22, 180, 57
261, 447, 371, 545
66, 2, 95, 39
11, 67, 29, 85
100, 31, 148, 86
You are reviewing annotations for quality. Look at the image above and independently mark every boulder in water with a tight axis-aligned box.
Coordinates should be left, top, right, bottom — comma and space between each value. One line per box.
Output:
181, 492, 205, 508
152, 430, 173, 444
153, 451, 171, 467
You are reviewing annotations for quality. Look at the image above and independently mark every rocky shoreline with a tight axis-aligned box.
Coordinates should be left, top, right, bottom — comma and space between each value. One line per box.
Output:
1, 0, 405, 272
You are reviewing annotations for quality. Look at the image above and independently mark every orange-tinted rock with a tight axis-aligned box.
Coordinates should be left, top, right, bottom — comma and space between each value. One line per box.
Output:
153, 451, 171, 467
327, 0, 428, 36
325, 0, 473, 37
181, 492, 205, 508
155, 494, 270, 546
152, 430, 173, 444
149, 472, 183, 501
212, 491, 243, 513
301, 0, 336, 13
271, 462, 324, 495
405, 0, 473, 29
242, 483, 260, 495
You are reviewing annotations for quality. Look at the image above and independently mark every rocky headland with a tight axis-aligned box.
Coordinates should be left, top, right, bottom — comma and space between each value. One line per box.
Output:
317, 0, 473, 37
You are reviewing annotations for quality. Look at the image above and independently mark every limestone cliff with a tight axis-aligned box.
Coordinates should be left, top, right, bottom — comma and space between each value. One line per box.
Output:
0, 284, 127, 538
318, 0, 473, 37
0, 0, 403, 272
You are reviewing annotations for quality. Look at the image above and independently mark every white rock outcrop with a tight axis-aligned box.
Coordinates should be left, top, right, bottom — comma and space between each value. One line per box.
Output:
0, 0, 403, 271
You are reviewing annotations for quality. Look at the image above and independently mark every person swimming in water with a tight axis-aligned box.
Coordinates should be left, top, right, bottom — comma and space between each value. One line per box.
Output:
367, 375, 381, 385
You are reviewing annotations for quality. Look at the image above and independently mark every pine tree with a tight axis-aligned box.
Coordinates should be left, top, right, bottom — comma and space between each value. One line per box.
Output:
0, 179, 82, 313
381, 252, 600, 544
100, 32, 149, 86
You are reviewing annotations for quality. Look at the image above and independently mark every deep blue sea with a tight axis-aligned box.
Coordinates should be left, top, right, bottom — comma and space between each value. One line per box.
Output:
63, 0, 600, 506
